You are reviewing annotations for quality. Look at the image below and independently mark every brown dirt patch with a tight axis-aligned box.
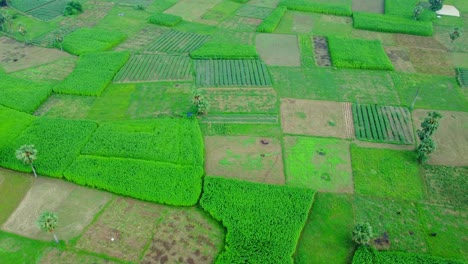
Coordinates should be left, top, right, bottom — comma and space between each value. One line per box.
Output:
140, 207, 224, 264
0, 37, 73, 73
408, 48, 455, 76
281, 99, 353, 139
75, 197, 166, 263
412, 110, 468, 166
2, 177, 111, 241
352, 0, 384, 14
313, 36, 332, 67
395, 34, 446, 50
384, 46, 416, 72
205, 136, 285, 184
201, 87, 277, 113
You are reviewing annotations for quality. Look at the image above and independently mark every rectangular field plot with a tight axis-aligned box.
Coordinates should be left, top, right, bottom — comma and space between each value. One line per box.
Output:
145, 30, 210, 53
195, 59, 272, 87
236, 5, 274, 19
26, 0, 68, 21
200, 113, 279, 124
201, 88, 278, 113
352, 104, 414, 144
114, 55, 192, 82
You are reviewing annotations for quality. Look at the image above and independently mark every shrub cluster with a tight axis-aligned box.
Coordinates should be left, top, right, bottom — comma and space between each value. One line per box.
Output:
353, 12, 433, 36
328, 36, 394, 70
62, 28, 127, 55
257, 6, 287, 33
279, 0, 352, 16
0, 117, 98, 177
190, 43, 259, 59
0, 105, 36, 151
80, 118, 204, 166
148, 13, 182, 26
0, 72, 52, 113
352, 246, 464, 264
54, 51, 130, 96
64, 155, 203, 206
200, 176, 315, 264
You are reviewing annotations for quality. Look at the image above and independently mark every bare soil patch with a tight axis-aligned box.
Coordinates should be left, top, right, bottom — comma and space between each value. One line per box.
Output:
0, 37, 72, 73
281, 99, 353, 139
313, 36, 332, 66
384, 46, 416, 72
205, 136, 285, 184
256, 33, 301, 66
140, 207, 224, 264
201, 87, 277, 113
2, 177, 111, 241
412, 110, 468, 166
395, 34, 446, 50
408, 48, 455, 76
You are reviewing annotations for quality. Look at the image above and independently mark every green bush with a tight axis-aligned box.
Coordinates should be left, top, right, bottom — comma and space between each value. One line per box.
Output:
0, 106, 36, 151
64, 1, 83, 16
54, 51, 130, 96
0, 72, 52, 113
190, 43, 258, 59
80, 118, 204, 166
0, 117, 98, 177
62, 28, 126, 55
257, 6, 287, 33
64, 155, 203, 206
279, 0, 352, 16
328, 36, 394, 70
352, 246, 465, 264
353, 12, 433, 36
200, 176, 315, 264
148, 13, 182, 26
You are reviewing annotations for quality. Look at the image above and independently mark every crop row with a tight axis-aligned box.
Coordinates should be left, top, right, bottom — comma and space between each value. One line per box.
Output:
456, 68, 468, 87
236, 5, 274, 19
195, 59, 272, 87
279, 0, 352, 16
8, 0, 55, 12
148, 13, 182, 27
200, 176, 315, 263
26, 0, 68, 21
62, 28, 127, 55
189, 44, 259, 59
145, 30, 210, 53
353, 12, 433, 36
352, 104, 414, 144
257, 6, 287, 33
114, 54, 192, 82
54, 51, 130, 96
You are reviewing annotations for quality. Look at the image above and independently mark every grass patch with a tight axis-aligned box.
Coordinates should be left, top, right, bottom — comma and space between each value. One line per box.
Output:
33, 94, 96, 119
0, 169, 33, 226
352, 246, 464, 264
0, 106, 36, 151
384, 0, 419, 17
54, 52, 130, 96
200, 176, 314, 263
295, 193, 355, 264
422, 165, 468, 206
190, 43, 259, 59
86, 83, 135, 121
298, 34, 315, 67
62, 28, 127, 55
328, 36, 394, 70
284, 136, 353, 193
351, 145, 424, 201
353, 12, 434, 36
257, 6, 287, 33
0, 231, 56, 264
200, 123, 283, 137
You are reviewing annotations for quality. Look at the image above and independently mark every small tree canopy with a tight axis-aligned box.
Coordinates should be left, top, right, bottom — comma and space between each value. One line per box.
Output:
36, 211, 58, 233
15, 144, 37, 165
353, 222, 373, 246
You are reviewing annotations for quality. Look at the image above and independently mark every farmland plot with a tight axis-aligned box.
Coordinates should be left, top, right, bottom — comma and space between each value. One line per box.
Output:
114, 54, 192, 82
456, 68, 468, 87
26, 0, 68, 21
201, 88, 278, 113
195, 59, 272, 87
236, 5, 274, 19
219, 16, 263, 32
256, 33, 301, 66
145, 30, 210, 53
352, 104, 414, 144
200, 114, 279, 124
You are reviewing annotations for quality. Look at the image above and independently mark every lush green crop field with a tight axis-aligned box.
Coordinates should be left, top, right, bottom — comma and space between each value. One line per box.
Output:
62, 28, 127, 55
0, 106, 36, 150
26, 0, 68, 21
353, 12, 434, 36
145, 30, 210, 53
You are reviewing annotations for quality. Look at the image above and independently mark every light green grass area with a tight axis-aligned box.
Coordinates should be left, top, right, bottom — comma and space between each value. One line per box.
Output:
0, 106, 36, 150
202, 0, 242, 21
270, 67, 400, 105
0, 169, 33, 225
351, 145, 424, 201
295, 193, 355, 264
422, 166, 468, 206
200, 123, 283, 137
86, 83, 136, 121
0, 231, 57, 264
284, 136, 353, 192
34, 94, 96, 119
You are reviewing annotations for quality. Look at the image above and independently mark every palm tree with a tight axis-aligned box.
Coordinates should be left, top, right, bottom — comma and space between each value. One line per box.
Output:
15, 144, 38, 178
37, 211, 59, 243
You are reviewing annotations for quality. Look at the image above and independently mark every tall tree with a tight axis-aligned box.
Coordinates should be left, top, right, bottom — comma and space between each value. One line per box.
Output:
18, 23, 28, 44
15, 144, 38, 178
429, 0, 444, 11
416, 111, 442, 164
417, 137, 436, 164
37, 211, 59, 243
54, 33, 64, 51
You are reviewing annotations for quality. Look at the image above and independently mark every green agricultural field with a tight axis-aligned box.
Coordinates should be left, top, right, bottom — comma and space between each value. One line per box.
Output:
0, 0, 466, 262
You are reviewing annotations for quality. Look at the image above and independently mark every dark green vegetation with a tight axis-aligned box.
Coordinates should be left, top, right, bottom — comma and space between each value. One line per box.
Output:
279, 0, 352, 16
62, 28, 126, 55
352, 104, 414, 144
200, 176, 314, 264
257, 6, 288, 33
0, 106, 36, 150
328, 36, 394, 70
353, 12, 434, 36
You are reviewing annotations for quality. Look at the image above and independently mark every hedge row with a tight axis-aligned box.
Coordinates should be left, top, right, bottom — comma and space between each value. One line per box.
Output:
80, 118, 204, 166
64, 155, 203, 206
353, 12, 433, 36
0, 106, 36, 151
279, 0, 352, 16
0, 117, 98, 177
352, 247, 464, 264
54, 51, 130, 96
62, 28, 127, 55
148, 13, 182, 26
200, 176, 315, 264
328, 36, 394, 70
257, 6, 287, 33
190, 43, 259, 59
0, 72, 52, 113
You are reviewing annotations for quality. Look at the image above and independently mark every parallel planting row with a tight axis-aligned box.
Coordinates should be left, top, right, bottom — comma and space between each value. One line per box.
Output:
145, 30, 210, 53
